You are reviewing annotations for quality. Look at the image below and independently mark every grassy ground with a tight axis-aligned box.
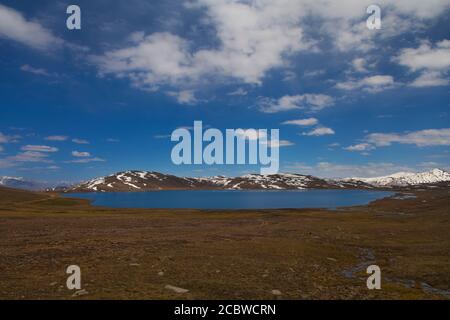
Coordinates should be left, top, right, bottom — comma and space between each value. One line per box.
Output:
0, 186, 449, 300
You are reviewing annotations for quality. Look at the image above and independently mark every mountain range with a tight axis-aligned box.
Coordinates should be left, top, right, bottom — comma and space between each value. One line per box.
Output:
3, 168, 449, 192
64, 168, 450, 193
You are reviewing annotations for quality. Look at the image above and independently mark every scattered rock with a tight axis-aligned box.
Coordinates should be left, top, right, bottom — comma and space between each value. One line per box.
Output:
129, 263, 140, 266
271, 290, 282, 296
157, 271, 164, 276
165, 285, 189, 294
49, 282, 58, 286
72, 289, 88, 297
326, 257, 337, 262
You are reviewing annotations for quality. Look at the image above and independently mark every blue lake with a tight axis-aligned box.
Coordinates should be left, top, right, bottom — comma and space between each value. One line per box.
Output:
66, 189, 394, 210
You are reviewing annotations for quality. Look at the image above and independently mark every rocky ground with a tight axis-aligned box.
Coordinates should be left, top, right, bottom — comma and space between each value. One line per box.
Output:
0, 186, 449, 300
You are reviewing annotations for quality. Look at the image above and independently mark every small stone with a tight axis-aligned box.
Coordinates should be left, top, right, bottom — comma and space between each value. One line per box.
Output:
157, 271, 164, 276
271, 290, 282, 296
326, 257, 337, 262
165, 285, 189, 294
50, 282, 58, 286
129, 263, 140, 266
72, 289, 88, 297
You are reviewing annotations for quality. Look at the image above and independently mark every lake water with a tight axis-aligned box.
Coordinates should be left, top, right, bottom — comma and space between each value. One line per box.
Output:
66, 189, 394, 210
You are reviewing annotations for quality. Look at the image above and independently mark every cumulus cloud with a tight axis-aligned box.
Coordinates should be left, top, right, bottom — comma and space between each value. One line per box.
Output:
235, 129, 267, 141
228, 88, 248, 96
303, 127, 335, 136
88, 0, 450, 95
72, 151, 91, 157
72, 138, 89, 144
167, 90, 198, 105
367, 128, 450, 147
305, 0, 450, 52
0, 150, 54, 168
0, 132, 21, 143
410, 71, 449, 87
395, 40, 450, 87
66, 157, 105, 164
92, 0, 310, 90
395, 40, 450, 71
351, 58, 369, 73
0, 4, 62, 50
21, 145, 58, 152
259, 94, 334, 113
344, 128, 450, 154
344, 143, 375, 152
20, 64, 52, 77
336, 75, 395, 92
282, 118, 318, 126
260, 139, 294, 148
45, 135, 68, 141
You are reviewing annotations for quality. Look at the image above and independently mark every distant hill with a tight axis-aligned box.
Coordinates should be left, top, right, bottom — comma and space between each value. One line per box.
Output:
0, 185, 47, 204
343, 168, 450, 187
0, 176, 44, 191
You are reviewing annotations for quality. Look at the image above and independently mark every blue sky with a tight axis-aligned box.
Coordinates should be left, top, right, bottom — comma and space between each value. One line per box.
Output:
1, 0, 450, 183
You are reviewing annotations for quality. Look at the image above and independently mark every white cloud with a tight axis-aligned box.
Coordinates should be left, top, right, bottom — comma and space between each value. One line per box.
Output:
0, 150, 53, 168
235, 129, 267, 141
261, 139, 294, 148
92, 0, 310, 90
20, 64, 52, 76
0, 132, 20, 143
0, 145, 3, 152
259, 94, 334, 113
303, 70, 325, 77
72, 138, 89, 144
283, 70, 297, 81
72, 151, 91, 157
282, 118, 318, 126
395, 40, 450, 87
303, 127, 335, 136
410, 71, 449, 87
66, 157, 105, 164
344, 143, 375, 152
395, 40, 450, 71
228, 88, 248, 96
304, 1, 450, 52
367, 128, 450, 147
89, 0, 450, 94
45, 135, 68, 141
167, 90, 197, 105
351, 58, 369, 73
21, 145, 58, 152
0, 4, 61, 50
336, 75, 395, 92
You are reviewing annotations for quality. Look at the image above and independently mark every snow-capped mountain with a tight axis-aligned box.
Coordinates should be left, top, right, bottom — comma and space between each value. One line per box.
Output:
0, 176, 43, 191
68, 170, 374, 192
345, 168, 450, 187
66, 168, 450, 193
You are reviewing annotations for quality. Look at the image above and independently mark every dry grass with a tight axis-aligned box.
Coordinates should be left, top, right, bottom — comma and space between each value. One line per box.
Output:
0, 186, 449, 300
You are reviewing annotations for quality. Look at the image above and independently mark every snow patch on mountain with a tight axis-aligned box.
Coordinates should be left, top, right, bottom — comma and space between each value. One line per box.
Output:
347, 169, 450, 187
